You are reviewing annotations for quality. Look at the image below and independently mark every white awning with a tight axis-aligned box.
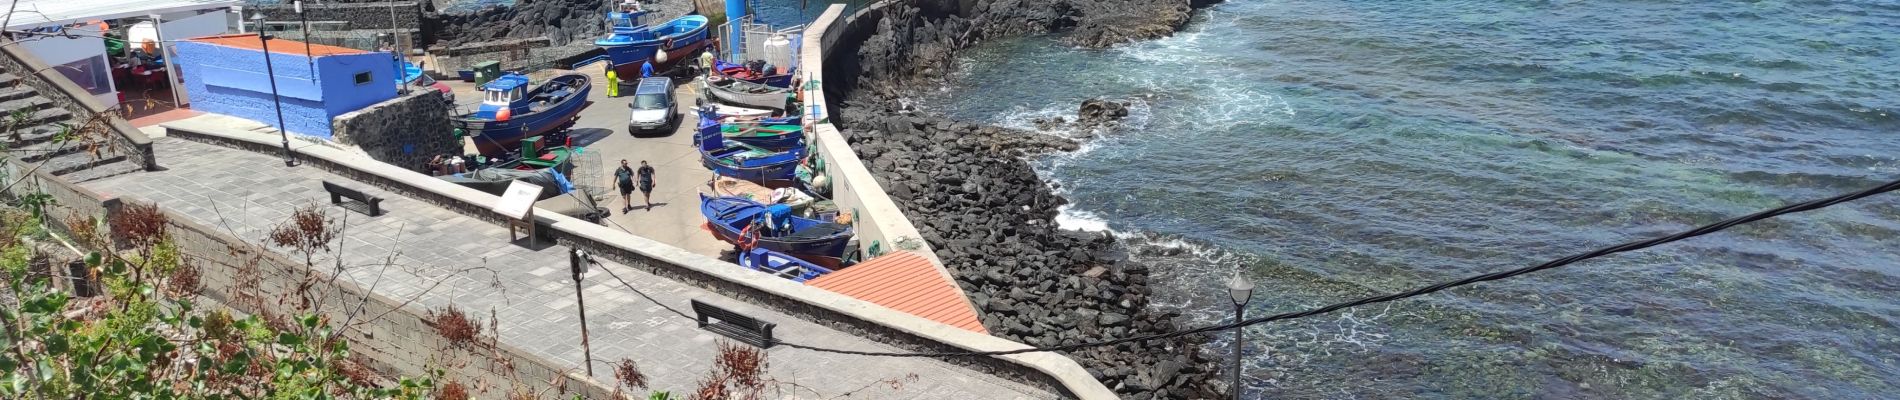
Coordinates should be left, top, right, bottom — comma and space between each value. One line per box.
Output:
4, 0, 240, 30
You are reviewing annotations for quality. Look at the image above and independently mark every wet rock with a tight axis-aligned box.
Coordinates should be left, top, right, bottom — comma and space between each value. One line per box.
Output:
1078, 98, 1131, 125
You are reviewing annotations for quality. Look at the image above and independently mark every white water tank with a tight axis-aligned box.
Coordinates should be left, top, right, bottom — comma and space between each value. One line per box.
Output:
125, 22, 160, 54
761, 34, 794, 74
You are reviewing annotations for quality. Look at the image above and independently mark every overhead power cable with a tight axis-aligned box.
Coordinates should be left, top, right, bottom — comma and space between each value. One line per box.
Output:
771, 178, 1900, 358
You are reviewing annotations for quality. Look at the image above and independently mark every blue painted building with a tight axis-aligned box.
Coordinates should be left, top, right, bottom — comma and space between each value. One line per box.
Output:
175, 34, 397, 139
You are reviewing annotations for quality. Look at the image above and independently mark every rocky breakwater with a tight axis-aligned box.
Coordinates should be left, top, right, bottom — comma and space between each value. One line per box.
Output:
422, 0, 696, 58
838, 0, 1198, 99
835, 100, 1226, 399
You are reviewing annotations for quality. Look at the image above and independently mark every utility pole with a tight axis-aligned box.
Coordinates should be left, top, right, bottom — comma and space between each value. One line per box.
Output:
296, 1, 313, 76
570, 248, 597, 377
388, 0, 408, 94
252, 13, 297, 167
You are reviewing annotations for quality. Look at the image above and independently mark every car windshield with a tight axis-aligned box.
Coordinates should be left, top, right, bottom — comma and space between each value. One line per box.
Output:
632, 93, 666, 110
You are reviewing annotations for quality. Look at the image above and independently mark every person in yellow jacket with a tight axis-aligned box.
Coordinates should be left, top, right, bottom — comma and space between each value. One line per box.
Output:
605, 69, 620, 97
698, 49, 716, 77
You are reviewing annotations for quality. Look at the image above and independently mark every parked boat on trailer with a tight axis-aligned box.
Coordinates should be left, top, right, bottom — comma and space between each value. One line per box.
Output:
452, 73, 592, 157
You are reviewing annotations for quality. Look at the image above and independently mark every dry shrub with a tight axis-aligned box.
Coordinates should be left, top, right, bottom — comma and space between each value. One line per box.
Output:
111, 202, 168, 250
713, 341, 767, 390
435, 379, 469, 400
689, 378, 727, 400
688, 341, 770, 400
165, 262, 201, 297
268, 205, 339, 262
66, 211, 103, 249
505, 389, 539, 400
427, 305, 483, 347
334, 354, 380, 388
614, 358, 648, 391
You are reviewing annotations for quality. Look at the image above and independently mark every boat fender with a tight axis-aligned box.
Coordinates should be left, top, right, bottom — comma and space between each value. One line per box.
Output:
496, 107, 512, 121
655, 47, 670, 64
811, 174, 829, 191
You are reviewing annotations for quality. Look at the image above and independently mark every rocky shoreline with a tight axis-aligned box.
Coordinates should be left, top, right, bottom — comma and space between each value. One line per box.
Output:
826, 0, 1225, 398
838, 101, 1224, 399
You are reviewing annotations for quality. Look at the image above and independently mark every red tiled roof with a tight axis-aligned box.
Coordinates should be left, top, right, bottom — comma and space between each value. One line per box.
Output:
188, 33, 368, 56
807, 251, 988, 334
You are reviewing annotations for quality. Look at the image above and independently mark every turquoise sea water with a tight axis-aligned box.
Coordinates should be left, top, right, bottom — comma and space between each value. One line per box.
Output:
916, 1, 1900, 398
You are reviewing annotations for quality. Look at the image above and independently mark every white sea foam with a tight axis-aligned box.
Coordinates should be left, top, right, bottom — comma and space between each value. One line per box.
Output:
1053, 204, 1114, 232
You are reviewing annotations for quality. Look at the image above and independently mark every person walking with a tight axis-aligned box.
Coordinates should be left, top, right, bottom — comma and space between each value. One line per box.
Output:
615, 159, 637, 213
637, 160, 657, 210
641, 60, 654, 78
605, 69, 620, 97
699, 48, 716, 78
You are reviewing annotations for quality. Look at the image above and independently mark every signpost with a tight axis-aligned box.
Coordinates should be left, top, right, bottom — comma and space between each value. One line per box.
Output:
495, 180, 543, 247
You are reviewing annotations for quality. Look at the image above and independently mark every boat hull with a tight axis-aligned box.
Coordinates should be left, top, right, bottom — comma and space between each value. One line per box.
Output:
599, 15, 711, 78
706, 79, 791, 110
737, 248, 833, 282
714, 60, 795, 87
455, 74, 594, 157
701, 194, 852, 268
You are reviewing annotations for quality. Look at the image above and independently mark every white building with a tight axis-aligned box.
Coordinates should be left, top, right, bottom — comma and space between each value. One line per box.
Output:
3, 0, 242, 108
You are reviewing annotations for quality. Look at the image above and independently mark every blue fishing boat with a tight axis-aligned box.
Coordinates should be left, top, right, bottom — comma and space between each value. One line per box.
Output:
452, 73, 592, 156
594, 2, 710, 78
701, 193, 853, 268
695, 114, 804, 151
697, 126, 804, 185
737, 247, 834, 282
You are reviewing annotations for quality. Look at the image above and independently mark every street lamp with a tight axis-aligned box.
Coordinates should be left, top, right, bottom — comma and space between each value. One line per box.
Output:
1226, 272, 1254, 400
570, 248, 597, 377
252, 12, 297, 167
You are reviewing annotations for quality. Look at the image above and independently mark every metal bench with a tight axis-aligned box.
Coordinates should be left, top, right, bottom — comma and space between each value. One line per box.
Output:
321, 180, 383, 216
689, 299, 776, 349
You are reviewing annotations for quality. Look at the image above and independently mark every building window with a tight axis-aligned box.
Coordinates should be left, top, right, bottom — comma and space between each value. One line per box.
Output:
353, 72, 372, 85
55, 56, 112, 96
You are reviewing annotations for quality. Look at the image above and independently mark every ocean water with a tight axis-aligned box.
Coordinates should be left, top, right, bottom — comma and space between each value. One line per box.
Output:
914, 1, 1900, 398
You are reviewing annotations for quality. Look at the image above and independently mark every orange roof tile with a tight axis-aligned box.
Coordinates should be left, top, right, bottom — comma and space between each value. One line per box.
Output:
188, 33, 369, 57
807, 251, 988, 334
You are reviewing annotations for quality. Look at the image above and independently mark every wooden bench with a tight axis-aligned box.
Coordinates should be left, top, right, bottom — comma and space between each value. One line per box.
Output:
689, 299, 776, 349
322, 180, 383, 216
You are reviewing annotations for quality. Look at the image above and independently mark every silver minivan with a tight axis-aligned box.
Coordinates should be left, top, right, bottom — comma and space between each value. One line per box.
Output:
626, 78, 678, 135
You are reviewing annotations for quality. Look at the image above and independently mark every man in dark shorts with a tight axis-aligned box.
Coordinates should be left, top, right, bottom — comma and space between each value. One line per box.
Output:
615, 159, 636, 213
636, 160, 657, 210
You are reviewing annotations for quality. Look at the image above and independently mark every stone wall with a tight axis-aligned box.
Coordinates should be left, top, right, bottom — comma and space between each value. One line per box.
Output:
421, 39, 603, 76
0, 156, 623, 400
332, 90, 456, 171
253, 2, 425, 31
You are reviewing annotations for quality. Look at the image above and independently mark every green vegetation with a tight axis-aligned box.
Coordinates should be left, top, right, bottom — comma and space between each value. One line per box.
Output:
0, 204, 443, 398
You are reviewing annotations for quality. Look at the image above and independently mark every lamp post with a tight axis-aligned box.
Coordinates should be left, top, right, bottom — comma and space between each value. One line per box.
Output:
252, 12, 297, 167
1226, 273, 1254, 400
569, 248, 597, 377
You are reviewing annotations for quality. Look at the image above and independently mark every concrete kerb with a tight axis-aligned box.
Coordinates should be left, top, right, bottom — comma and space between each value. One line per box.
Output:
159, 123, 1113, 399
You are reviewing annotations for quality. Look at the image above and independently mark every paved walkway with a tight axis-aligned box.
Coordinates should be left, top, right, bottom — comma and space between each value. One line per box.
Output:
84, 138, 1052, 399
